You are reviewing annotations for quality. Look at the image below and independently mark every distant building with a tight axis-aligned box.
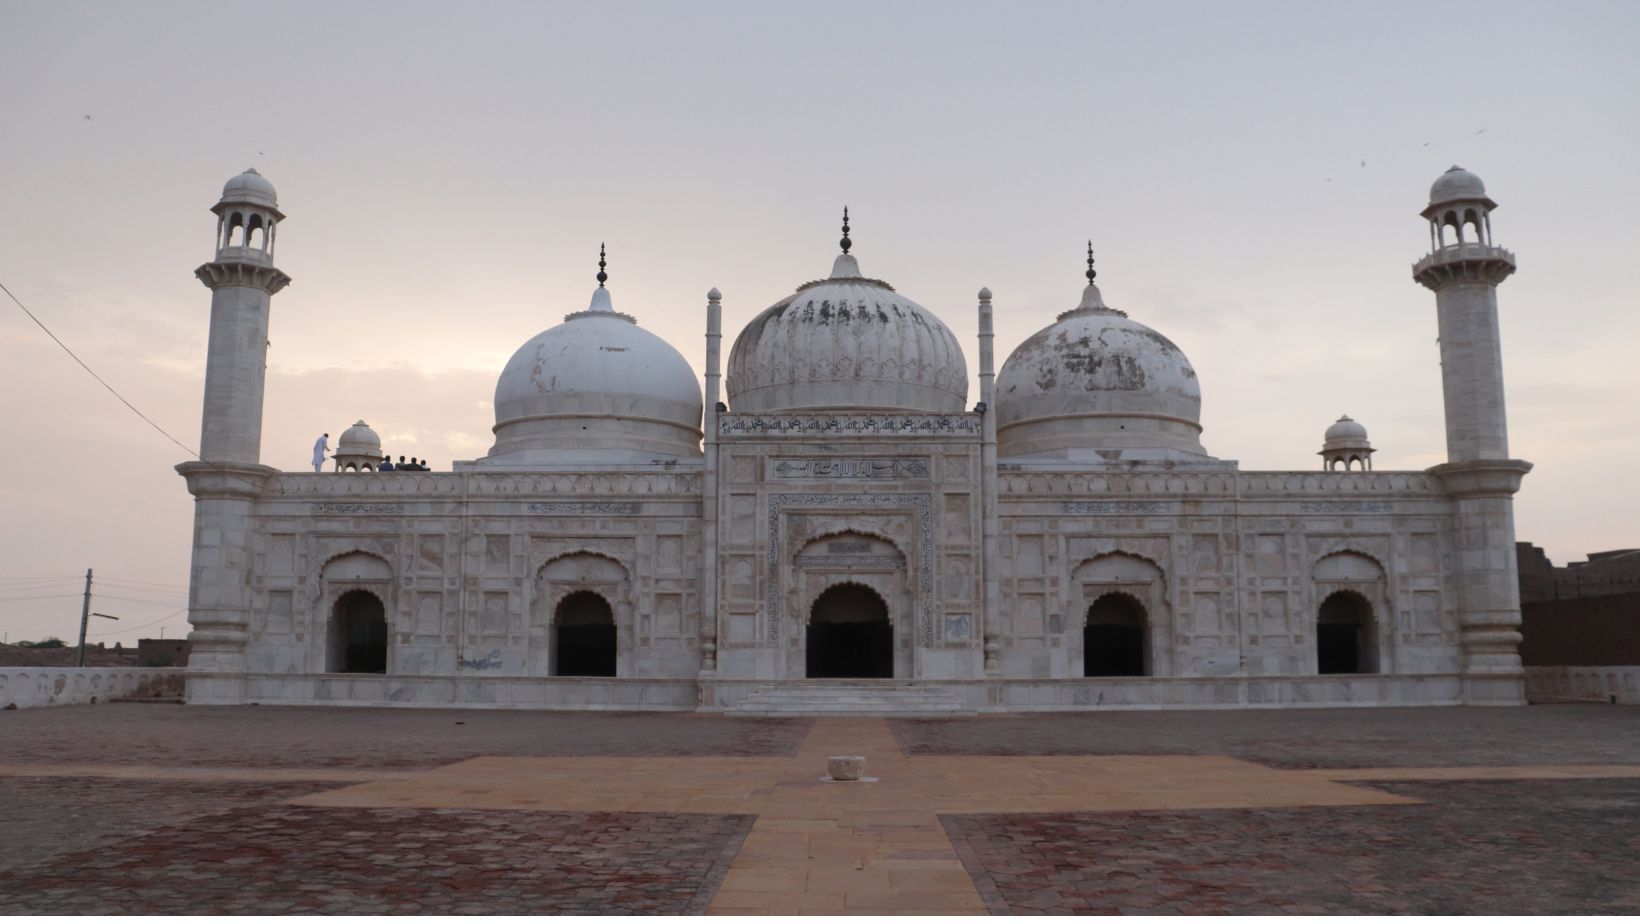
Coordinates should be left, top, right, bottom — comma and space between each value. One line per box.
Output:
177, 166, 1533, 711
137, 639, 191, 668
1518, 543, 1640, 666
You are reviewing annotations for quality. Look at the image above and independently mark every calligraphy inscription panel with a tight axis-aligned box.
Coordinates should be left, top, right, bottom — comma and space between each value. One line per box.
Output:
770, 458, 930, 480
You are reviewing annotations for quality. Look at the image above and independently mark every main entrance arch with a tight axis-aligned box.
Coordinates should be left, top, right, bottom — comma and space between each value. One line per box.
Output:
806, 584, 893, 679
554, 590, 616, 677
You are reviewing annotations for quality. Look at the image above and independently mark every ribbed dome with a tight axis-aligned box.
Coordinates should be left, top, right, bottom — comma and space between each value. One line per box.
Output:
1429, 165, 1491, 207
726, 253, 968, 413
219, 168, 278, 210
996, 283, 1210, 462
485, 287, 702, 465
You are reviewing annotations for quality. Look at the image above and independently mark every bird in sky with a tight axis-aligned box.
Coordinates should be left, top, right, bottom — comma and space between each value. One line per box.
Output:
1475, 127, 1488, 136
82, 114, 92, 121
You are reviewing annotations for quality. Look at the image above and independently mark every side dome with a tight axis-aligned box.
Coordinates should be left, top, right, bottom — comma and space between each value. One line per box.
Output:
485, 285, 702, 465
996, 279, 1210, 462
726, 251, 968, 413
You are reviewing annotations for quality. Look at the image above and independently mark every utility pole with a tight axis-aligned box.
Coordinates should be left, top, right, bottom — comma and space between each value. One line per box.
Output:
74, 571, 119, 667
77, 568, 92, 667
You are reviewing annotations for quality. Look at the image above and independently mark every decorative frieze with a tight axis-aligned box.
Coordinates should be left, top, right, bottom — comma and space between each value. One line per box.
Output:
276, 471, 702, 498
721, 414, 981, 438
771, 458, 930, 479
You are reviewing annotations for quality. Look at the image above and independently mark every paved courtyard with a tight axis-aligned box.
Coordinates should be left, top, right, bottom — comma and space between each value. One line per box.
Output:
1, 704, 1638, 914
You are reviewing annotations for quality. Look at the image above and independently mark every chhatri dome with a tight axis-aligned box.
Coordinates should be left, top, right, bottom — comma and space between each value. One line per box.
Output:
219, 167, 279, 210
995, 244, 1210, 462
726, 210, 968, 413
1428, 165, 1493, 209
484, 246, 703, 464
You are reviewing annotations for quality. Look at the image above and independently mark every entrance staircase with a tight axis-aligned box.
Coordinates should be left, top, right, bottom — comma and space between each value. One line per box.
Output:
726, 681, 973, 716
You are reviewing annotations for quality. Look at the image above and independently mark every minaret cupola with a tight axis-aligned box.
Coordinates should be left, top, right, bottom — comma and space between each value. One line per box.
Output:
212, 168, 284, 266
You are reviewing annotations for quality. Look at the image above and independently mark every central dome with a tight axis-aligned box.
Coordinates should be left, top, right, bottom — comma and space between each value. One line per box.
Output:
726, 252, 968, 413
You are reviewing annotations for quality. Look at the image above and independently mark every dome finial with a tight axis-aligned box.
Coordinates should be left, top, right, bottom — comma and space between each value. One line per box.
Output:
1085, 240, 1097, 285
839, 206, 852, 255
596, 242, 608, 288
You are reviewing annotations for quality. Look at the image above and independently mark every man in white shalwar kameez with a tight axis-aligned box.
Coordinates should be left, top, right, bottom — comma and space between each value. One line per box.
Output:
312, 433, 329, 473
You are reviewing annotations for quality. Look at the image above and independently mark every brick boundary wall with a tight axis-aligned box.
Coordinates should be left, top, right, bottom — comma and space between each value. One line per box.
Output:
0, 668, 186, 710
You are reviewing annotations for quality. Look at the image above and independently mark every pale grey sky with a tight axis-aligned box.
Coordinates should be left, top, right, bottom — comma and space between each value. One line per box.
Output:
2, 0, 1637, 643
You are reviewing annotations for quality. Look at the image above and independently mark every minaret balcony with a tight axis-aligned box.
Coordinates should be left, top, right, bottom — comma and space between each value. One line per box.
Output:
1412, 243, 1516, 290
214, 245, 274, 267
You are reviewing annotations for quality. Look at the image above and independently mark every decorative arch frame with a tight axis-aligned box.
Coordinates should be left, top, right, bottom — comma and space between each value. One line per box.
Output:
790, 530, 912, 680
1310, 551, 1391, 674
1068, 551, 1171, 677
529, 548, 635, 678
312, 549, 396, 674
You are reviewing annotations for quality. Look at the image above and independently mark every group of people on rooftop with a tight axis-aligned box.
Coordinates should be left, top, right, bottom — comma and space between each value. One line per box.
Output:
309, 433, 433, 473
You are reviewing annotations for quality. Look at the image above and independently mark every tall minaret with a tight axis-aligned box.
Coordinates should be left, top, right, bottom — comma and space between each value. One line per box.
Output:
1414, 166, 1532, 704
176, 169, 291, 701
196, 168, 290, 461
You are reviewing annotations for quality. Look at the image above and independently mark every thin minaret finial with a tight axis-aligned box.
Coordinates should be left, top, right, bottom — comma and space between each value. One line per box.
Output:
1085, 240, 1097, 285
839, 206, 852, 255
597, 242, 608, 287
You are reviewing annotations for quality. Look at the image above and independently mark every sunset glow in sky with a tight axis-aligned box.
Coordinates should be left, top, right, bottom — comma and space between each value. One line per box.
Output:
2, 0, 1637, 644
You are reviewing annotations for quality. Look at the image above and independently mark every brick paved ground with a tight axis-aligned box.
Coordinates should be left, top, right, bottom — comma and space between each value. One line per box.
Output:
0, 704, 810, 768
941, 778, 1640, 915
0, 777, 325, 873
4, 705, 1640, 914
0, 805, 753, 915
892, 704, 1640, 767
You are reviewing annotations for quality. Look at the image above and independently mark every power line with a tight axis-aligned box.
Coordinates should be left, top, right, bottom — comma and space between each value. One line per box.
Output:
99, 576, 191, 591
0, 593, 81, 603
94, 593, 190, 607
88, 608, 187, 637
0, 277, 199, 459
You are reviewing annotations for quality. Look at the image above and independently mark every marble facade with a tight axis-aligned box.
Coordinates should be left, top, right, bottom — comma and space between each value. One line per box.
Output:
179, 167, 1530, 710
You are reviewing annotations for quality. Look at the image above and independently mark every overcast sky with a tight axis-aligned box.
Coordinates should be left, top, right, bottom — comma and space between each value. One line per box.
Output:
2, 0, 1636, 644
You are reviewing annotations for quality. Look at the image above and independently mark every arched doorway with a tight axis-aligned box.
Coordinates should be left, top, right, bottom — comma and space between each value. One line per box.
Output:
329, 590, 387, 673
1084, 593, 1147, 677
555, 591, 616, 677
1317, 590, 1375, 674
807, 584, 892, 679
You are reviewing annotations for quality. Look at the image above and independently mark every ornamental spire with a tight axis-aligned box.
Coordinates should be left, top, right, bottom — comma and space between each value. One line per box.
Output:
596, 242, 608, 287
1085, 240, 1097, 286
839, 206, 852, 255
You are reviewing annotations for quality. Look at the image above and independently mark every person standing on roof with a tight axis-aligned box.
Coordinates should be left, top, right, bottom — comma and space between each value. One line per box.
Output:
311, 433, 329, 473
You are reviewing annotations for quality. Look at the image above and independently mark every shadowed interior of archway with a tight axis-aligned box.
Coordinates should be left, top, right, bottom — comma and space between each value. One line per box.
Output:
807, 584, 892, 679
1084, 592, 1147, 677
330, 589, 386, 674
554, 591, 616, 677
1318, 590, 1376, 674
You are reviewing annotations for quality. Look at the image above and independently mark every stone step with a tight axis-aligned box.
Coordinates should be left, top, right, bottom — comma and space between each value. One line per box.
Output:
726, 682, 973, 716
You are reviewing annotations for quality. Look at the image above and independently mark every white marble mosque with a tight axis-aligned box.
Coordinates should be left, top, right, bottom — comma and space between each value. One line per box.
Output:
179, 167, 1532, 712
